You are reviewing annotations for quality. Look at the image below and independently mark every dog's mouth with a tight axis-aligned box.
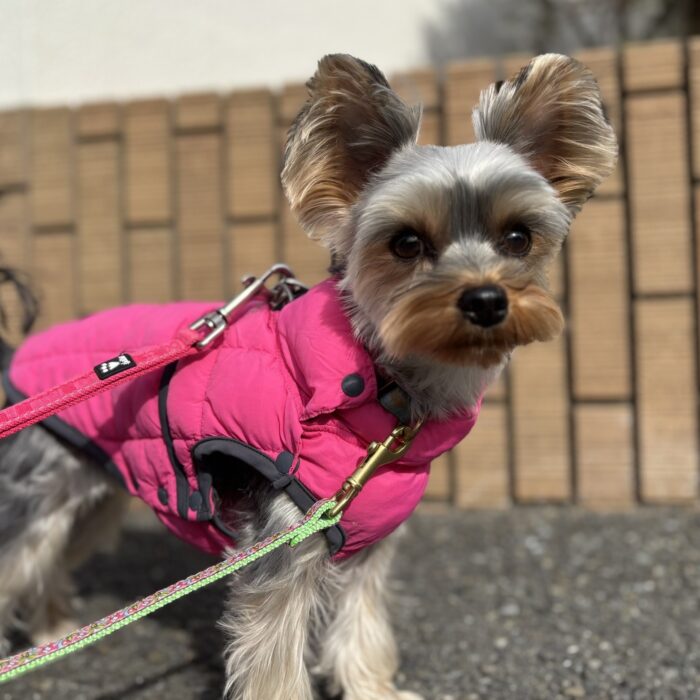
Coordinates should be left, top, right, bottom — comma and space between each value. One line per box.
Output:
378, 275, 564, 368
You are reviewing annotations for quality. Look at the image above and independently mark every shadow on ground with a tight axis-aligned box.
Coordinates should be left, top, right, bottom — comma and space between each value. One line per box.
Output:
4, 506, 700, 699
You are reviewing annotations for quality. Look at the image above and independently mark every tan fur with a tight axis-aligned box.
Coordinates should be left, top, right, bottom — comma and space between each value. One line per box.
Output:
221, 494, 422, 700
282, 54, 420, 245
316, 533, 423, 700
473, 54, 618, 213
223, 539, 327, 699
380, 269, 564, 367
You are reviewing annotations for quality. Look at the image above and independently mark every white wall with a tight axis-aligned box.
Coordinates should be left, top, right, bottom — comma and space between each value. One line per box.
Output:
0, 0, 447, 108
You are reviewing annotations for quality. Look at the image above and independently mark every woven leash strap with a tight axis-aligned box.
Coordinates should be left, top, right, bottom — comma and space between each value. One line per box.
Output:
0, 499, 340, 684
0, 326, 202, 441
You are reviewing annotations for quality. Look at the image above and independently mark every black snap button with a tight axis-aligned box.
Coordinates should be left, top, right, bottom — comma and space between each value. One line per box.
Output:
275, 451, 295, 474
157, 486, 169, 505
188, 490, 203, 511
341, 373, 365, 397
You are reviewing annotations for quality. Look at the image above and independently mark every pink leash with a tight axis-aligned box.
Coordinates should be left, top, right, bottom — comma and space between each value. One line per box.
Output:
0, 264, 300, 441
0, 326, 203, 441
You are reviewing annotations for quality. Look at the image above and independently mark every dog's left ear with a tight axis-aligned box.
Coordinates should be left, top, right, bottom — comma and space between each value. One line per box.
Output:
473, 54, 617, 214
282, 54, 421, 245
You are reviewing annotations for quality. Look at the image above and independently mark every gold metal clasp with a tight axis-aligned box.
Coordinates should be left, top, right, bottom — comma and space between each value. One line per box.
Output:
328, 421, 423, 518
190, 263, 304, 348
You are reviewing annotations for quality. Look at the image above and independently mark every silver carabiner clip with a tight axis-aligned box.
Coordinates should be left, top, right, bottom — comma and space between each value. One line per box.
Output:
190, 263, 296, 348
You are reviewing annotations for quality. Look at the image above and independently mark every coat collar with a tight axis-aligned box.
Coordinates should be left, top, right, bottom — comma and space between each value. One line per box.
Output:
275, 277, 482, 458
276, 278, 379, 421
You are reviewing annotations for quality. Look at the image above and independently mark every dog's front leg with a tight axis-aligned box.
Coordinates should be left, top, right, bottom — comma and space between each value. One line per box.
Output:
316, 532, 424, 700
221, 495, 329, 700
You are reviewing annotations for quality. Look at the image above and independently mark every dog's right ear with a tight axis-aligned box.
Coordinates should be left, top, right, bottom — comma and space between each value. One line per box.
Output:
282, 54, 420, 247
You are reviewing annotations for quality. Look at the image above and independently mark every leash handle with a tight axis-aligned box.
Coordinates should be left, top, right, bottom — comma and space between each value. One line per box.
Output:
0, 326, 203, 442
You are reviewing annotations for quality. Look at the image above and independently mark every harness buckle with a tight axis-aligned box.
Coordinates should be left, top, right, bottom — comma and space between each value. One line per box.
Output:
269, 277, 308, 310
328, 421, 423, 518
190, 264, 304, 348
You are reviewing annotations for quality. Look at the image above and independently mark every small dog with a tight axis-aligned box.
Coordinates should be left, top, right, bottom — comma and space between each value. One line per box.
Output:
0, 53, 615, 699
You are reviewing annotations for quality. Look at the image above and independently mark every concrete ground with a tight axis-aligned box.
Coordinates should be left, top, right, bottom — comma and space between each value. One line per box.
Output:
3, 505, 700, 700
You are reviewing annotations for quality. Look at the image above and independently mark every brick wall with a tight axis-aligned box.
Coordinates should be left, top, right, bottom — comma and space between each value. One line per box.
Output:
0, 39, 698, 508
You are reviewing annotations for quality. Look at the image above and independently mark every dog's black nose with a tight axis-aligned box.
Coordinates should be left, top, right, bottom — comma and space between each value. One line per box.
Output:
457, 285, 508, 328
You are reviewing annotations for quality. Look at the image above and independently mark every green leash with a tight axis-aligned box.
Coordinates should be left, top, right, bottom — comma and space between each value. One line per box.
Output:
0, 498, 340, 684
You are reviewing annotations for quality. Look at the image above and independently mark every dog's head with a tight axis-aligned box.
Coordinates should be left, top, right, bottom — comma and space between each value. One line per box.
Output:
282, 54, 617, 368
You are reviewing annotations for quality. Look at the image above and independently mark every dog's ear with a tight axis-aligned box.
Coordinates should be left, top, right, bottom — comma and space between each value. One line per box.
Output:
473, 54, 617, 214
282, 54, 421, 245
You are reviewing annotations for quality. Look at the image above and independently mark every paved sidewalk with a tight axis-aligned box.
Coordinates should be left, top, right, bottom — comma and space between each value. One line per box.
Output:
3, 505, 700, 699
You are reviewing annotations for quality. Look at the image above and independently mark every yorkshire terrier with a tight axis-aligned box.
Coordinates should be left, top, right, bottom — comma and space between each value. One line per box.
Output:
0, 53, 616, 699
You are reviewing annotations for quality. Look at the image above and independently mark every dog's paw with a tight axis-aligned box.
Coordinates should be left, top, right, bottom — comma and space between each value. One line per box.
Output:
394, 691, 424, 700
343, 689, 424, 700
31, 617, 79, 647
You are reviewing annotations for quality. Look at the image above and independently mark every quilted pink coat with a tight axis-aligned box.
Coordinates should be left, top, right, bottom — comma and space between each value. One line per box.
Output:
4, 279, 481, 559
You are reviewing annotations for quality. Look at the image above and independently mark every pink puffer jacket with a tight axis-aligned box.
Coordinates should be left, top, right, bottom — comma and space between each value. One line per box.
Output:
4, 279, 481, 560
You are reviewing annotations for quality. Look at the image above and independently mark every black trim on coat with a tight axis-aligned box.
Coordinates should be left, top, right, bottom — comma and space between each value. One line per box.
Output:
3, 356, 347, 556
1, 369, 127, 488
192, 437, 346, 555
158, 361, 207, 520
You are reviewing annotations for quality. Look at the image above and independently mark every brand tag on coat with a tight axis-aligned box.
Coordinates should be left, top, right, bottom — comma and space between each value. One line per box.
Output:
94, 353, 136, 380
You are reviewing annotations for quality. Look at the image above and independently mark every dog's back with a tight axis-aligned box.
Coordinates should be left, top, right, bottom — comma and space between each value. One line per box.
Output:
0, 267, 129, 652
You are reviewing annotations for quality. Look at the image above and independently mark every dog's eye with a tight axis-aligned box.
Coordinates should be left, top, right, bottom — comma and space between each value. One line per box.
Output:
500, 227, 532, 257
390, 229, 424, 260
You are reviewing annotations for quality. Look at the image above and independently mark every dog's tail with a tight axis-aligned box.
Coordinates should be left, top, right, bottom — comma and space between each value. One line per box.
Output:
0, 266, 39, 368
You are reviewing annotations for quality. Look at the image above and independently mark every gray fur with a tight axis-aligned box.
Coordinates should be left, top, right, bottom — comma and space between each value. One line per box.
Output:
0, 427, 125, 650
473, 54, 617, 213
